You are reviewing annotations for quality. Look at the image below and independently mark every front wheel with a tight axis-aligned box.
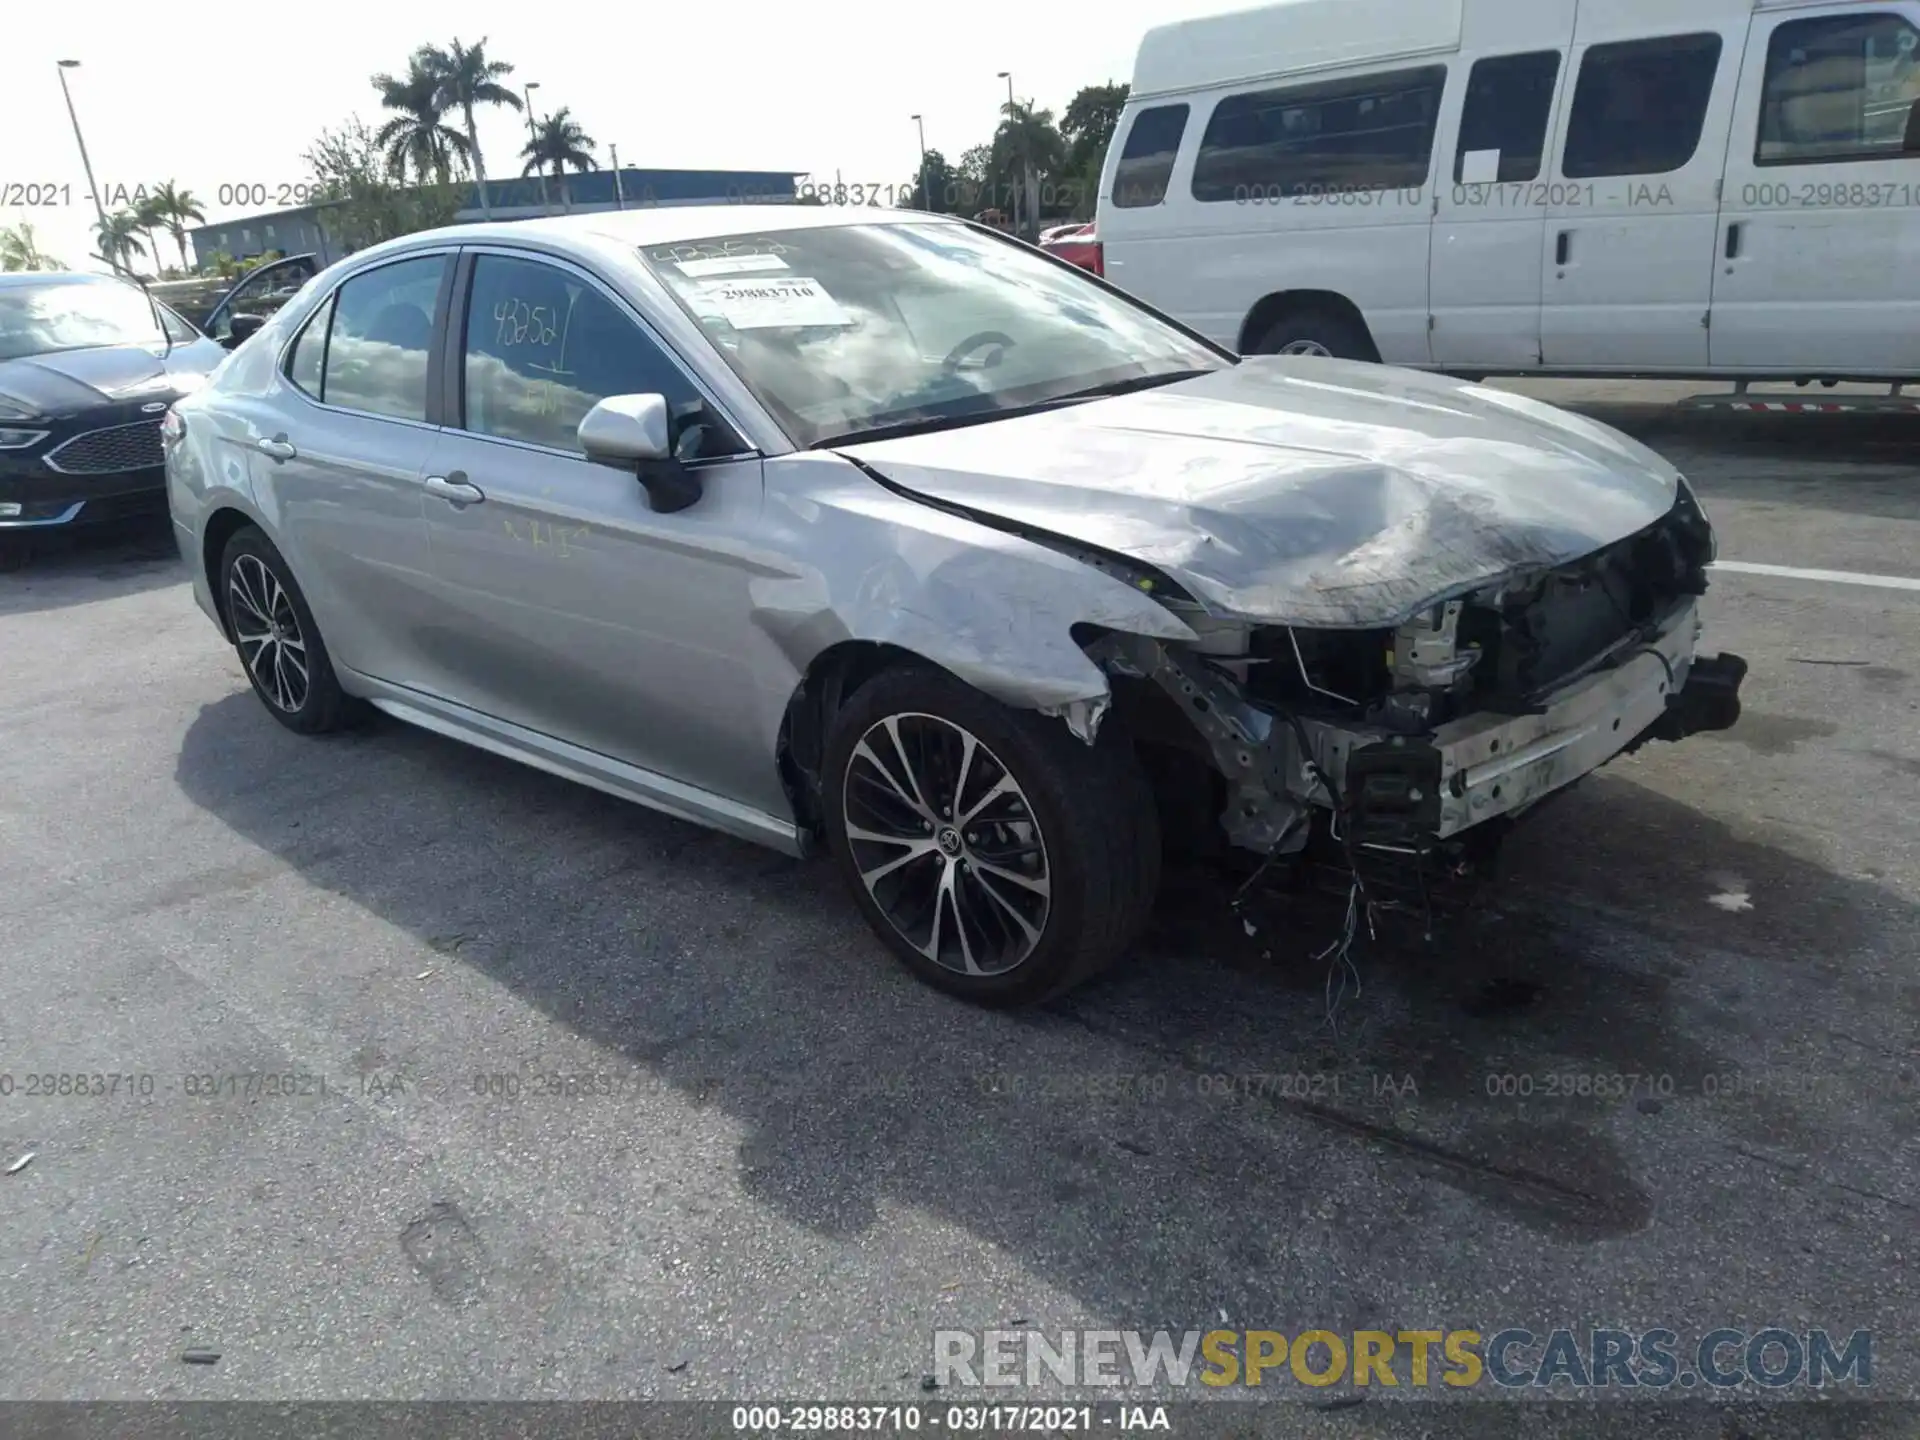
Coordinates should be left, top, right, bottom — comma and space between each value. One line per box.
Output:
822, 665, 1160, 1006
1250, 308, 1378, 362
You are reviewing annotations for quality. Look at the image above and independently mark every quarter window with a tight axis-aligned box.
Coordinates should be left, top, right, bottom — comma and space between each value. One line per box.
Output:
1455, 51, 1562, 183
1192, 65, 1447, 203
460, 254, 720, 455
285, 294, 332, 399
1563, 34, 1723, 179
1757, 13, 1920, 166
1112, 104, 1190, 208
320, 255, 446, 422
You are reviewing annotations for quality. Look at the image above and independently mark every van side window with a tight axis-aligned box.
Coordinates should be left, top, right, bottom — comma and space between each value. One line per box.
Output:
1455, 51, 1561, 183
1757, 13, 1920, 166
1191, 65, 1447, 203
1563, 34, 1723, 179
1112, 105, 1190, 208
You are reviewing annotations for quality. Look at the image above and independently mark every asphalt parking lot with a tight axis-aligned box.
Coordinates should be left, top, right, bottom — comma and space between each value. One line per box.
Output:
1, 382, 1916, 1431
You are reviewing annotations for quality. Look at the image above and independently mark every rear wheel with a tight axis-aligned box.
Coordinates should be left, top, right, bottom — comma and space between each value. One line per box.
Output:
822, 665, 1160, 1007
220, 525, 361, 735
1250, 307, 1377, 362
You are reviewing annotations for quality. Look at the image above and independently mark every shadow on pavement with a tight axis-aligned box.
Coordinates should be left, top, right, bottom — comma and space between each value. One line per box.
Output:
0, 515, 186, 619
167, 688, 1920, 1330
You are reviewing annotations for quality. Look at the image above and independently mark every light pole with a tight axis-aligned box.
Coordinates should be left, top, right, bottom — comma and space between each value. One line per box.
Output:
56, 61, 114, 273
910, 114, 929, 210
523, 81, 550, 212
997, 70, 1031, 239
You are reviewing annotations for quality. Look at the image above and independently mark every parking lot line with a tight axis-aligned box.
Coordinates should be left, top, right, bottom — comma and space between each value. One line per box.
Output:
1713, 561, 1920, 593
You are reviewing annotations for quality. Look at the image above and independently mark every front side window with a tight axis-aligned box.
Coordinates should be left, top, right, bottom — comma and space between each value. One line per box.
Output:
644, 221, 1226, 447
1456, 51, 1562, 183
460, 254, 722, 454
1758, 13, 1920, 166
1112, 104, 1190, 208
0, 281, 163, 361
1191, 65, 1447, 203
320, 255, 446, 422
1563, 34, 1723, 178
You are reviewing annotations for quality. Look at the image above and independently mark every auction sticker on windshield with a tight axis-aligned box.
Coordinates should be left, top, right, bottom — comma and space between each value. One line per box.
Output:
677, 253, 791, 277
698, 276, 852, 328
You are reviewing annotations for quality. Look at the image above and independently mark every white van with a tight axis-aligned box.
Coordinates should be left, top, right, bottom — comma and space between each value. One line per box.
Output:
1097, 0, 1920, 380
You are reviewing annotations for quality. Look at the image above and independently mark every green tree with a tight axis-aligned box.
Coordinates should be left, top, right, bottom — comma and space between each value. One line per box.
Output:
132, 196, 169, 276
954, 143, 994, 215
303, 115, 464, 255
910, 147, 957, 213
0, 222, 64, 272
519, 107, 597, 212
421, 36, 521, 220
1060, 82, 1128, 218
95, 210, 148, 274
373, 52, 473, 184
146, 180, 207, 273
994, 100, 1068, 229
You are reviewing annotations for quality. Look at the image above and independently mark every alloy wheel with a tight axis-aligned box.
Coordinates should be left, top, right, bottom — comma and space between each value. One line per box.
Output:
841, 713, 1052, 976
228, 553, 309, 714
1278, 338, 1334, 357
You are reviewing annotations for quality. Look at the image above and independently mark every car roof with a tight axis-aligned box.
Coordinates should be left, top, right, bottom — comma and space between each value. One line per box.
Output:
427, 204, 961, 252
0, 270, 128, 289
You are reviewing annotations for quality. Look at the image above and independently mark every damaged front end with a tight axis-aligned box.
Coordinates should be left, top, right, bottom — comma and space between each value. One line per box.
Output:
1084, 485, 1745, 891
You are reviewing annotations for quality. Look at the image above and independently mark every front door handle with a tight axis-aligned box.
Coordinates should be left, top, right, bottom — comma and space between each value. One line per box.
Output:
256, 434, 296, 461
424, 472, 485, 506
1555, 230, 1571, 266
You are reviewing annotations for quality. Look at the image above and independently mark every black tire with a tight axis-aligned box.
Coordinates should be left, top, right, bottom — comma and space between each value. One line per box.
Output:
1250, 307, 1378, 362
0, 536, 29, 573
822, 664, 1160, 1007
219, 525, 362, 735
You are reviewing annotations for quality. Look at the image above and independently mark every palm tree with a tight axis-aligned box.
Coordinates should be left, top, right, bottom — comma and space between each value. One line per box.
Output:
94, 210, 148, 275
147, 181, 207, 273
372, 53, 472, 184
0, 222, 64, 272
133, 195, 169, 275
519, 108, 597, 212
421, 37, 521, 219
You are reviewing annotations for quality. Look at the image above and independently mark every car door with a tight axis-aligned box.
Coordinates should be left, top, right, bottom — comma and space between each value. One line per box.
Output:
417, 246, 779, 808
1429, 30, 1573, 370
1711, 4, 1920, 373
249, 251, 452, 688
1538, 24, 1742, 369
202, 254, 321, 348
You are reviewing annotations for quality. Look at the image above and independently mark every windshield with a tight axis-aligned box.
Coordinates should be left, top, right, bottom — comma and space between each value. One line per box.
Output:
641, 220, 1227, 446
0, 281, 164, 362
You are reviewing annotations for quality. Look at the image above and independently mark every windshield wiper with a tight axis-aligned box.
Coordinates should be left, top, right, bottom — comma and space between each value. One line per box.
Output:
811, 368, 1220, 450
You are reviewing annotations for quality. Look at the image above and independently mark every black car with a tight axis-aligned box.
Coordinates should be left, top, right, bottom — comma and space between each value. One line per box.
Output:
0, 265, 306, 570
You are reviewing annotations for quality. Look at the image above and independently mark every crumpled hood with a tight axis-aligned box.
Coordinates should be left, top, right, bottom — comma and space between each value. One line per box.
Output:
834, 357, 1685, 627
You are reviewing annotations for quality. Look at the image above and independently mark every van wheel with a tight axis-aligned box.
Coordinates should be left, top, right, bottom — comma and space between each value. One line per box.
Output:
822, 665, 1160, 1007
1251, 308, 1377, 362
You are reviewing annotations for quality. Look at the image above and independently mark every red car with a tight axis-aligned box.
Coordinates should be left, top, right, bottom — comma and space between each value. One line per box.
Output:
1039, 222, 1102, 276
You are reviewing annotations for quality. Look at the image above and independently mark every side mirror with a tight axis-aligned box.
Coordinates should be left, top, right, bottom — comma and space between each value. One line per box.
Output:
578, 393, 702, 513
225, 313, 267, 349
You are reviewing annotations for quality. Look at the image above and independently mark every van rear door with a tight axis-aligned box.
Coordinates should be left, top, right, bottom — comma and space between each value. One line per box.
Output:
1710, 4, 1920, 374
1537, 11, 1745, 369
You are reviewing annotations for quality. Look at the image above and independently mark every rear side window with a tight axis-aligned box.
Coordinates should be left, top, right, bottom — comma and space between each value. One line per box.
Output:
1562, 33, 1723, 178
320, 255, 447, 422
1757, 13, 1920, 166
284, 295, 331, 400
1192, 65, 1447, 203
1111, 104, 1189, 208
1456, 51, 1562, 182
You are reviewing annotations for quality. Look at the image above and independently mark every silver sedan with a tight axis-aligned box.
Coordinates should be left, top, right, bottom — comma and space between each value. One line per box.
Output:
165, 205, 1746, 1005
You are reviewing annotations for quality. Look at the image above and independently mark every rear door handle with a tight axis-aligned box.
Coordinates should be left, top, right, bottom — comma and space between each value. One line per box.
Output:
424, 472, 485, 506
1725, 222, 1743, 260
256, 434, 296, 461
1555, 230, 1571, 265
